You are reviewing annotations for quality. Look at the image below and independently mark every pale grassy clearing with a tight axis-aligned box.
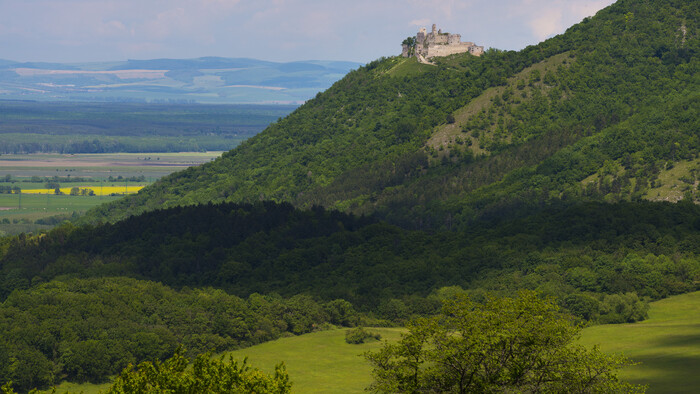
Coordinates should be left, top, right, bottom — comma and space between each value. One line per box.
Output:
426, 52, 573, 157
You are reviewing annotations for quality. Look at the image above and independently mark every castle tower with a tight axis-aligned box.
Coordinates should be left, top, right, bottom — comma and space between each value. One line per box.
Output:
432, 24, 437, 35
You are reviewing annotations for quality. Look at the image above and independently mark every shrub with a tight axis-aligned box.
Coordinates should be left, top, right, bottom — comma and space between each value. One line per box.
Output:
345, 327, 381, 345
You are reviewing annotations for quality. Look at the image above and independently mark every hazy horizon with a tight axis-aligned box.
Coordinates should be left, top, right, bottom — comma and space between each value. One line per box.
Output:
1, 0, 615, 64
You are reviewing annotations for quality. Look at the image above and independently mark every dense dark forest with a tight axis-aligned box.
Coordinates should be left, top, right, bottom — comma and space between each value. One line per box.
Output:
0, 0, 698, 391
3, 201, 698, 313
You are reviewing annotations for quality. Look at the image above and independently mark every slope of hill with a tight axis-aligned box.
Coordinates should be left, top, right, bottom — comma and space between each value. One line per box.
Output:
0, 57, 361, 104
84, 0, 698, 228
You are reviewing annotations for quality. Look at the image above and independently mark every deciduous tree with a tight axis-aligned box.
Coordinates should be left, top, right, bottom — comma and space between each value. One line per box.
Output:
365, 291, 645, 393
106, 348, 291, 394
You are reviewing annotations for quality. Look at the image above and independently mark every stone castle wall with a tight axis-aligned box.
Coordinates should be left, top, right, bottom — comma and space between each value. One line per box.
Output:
427, 43, 483, 58
404, 24, 483, 61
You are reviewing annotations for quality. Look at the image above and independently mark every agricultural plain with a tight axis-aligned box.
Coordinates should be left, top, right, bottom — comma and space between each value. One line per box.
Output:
0, 151, 221, 235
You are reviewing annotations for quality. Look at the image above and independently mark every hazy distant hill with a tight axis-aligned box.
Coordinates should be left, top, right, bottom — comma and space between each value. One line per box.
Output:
0, 57, 361, 104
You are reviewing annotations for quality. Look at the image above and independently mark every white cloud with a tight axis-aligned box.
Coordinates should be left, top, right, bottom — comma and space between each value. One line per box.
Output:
528, 7, 563, 40
142, 7, 188, 39
512, 0, 615, 41
202, 0, 242, 8
98, 20, 128, 37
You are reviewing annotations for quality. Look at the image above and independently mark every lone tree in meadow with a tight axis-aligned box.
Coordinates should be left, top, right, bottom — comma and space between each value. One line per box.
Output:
365, 291, 645, 393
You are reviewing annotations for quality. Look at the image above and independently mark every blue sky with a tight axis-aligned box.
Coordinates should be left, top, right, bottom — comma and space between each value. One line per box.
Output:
0, 0, 615, 63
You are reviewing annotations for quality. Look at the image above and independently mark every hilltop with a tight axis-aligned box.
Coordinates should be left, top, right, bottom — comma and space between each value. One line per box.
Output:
84, 0, 698, 228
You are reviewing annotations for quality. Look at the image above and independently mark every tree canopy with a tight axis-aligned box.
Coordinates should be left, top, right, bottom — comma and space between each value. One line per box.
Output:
106, 348, 291, 394
365, 291, 645, 393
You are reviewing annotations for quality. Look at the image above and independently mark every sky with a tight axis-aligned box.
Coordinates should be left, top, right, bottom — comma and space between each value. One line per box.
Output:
0, 0, 616, 64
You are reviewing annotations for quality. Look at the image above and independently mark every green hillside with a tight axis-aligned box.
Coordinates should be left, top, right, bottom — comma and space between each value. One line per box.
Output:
83, 0, 698, 227
4, 201, 698, 311
579, 291, 700, 393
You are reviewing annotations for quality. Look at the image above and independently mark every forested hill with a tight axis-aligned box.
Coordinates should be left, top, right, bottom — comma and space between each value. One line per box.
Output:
84, 0, 698, 228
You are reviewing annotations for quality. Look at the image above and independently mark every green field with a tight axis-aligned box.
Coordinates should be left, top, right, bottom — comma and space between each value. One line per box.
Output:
0, 194, 124, 236
226, 294, 700, 393
0, 101, 296, 153
223, 328, 405, 394
579, 291, 700, 393
46, 328, 404, 394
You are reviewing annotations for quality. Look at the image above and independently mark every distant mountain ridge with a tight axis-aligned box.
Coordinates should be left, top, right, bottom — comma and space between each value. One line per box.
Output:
0, 57, 362, 104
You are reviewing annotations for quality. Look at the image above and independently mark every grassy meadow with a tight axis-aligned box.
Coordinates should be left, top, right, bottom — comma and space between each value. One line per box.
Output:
222, 328, 405, 394
0, 194, 124, 236
226, 293, 700, 394
579, 291, 700, 393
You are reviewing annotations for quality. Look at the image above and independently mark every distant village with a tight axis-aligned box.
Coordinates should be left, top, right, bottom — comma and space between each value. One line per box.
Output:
402, 24, 484, 64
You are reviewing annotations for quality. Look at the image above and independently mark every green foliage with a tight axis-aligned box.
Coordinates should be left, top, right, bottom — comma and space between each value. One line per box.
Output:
1, 2, 699, 389
345, 327, 381, 345
106, 347, 291, 394
1, 201, 698, 315
0, 276, 347, 392
365, 291, 645, 393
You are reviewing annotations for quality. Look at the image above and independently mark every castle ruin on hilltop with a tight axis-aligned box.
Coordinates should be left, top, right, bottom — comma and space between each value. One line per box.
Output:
402, 24, 484, 63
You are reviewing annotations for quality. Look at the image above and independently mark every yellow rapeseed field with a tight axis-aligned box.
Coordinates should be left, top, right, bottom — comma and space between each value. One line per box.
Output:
21, 186, 144, 196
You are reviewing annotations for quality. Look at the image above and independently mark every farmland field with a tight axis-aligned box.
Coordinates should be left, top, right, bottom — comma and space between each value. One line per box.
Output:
0, 193, 124, 236
0, 151, 222, 179
0, 151, 222, 234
